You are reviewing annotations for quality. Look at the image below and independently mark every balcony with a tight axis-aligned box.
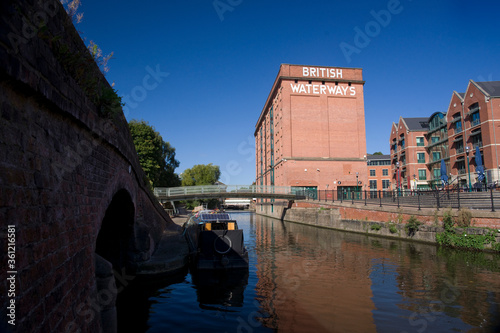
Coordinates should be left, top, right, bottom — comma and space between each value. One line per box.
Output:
456, 147, 464, 154
471, 119, 480, 127
458, 169, 466, 175
472, 141, 483, 148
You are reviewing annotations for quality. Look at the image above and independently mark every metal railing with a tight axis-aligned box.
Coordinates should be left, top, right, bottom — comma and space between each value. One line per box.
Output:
297, 187, 499, 212
154, 185, 297, 199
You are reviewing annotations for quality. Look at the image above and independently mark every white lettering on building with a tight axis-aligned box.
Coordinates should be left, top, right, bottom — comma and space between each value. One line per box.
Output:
290, 83, 356, 96
302, 67, 343, 79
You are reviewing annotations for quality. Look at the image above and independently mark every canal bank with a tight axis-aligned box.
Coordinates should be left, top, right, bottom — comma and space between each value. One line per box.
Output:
256, 201, 500, 250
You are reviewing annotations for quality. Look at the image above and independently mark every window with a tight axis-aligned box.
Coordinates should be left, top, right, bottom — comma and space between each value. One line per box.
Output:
418, 169, 426, 180
455, 121, 462, 133
471, 112, 480, 127
431, 137, 439, 144
417, 152, 425, 164
432, 151, 441, 162
382, 169, 388, 176
471, 134, 482, 148
370, 169, 376, 177
401, 139, 405, 149
369, 180, 377, 189
416, 137, 424, 146
382, 180, 390, 189
433, 168, 441, 179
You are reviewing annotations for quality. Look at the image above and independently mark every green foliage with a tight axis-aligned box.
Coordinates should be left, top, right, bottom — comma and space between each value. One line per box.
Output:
388, 222, 398, 234
54, 1, 121, 118
405, 216, 422, 236
436, 228, 498, 251
442, 209, 455, 231
128, 120, 180, 187
396, 211, 404, 224
181, 164, 221, 186
457, 208, 473, 228
372, 152, 384, 155
181, 163, 221, 210
370, 223, 382, 231
433, 209, 440, 226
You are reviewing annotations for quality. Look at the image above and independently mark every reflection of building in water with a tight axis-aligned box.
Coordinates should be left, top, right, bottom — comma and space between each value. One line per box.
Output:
254, 218, 378, 332
394, 249, 500, 331
253, 216, 500, 332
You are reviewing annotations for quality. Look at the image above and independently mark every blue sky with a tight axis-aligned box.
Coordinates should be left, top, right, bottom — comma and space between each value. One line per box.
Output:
75, 0, 500, 185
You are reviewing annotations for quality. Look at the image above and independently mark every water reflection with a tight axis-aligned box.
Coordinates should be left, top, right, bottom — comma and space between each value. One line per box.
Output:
115, 213, 500, 332
253, 216, 500, 332
191, 268, 249, 310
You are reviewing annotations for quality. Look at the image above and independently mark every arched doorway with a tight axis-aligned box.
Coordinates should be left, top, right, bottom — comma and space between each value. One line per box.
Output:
95, 189, 135, 333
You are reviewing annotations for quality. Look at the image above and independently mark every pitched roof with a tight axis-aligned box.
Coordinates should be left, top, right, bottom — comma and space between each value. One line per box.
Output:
402, 117, 430, 131
475, 81, 500, 97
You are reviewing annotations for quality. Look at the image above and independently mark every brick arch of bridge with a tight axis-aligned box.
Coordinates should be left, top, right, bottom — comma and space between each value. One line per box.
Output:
0, 1, 185, 332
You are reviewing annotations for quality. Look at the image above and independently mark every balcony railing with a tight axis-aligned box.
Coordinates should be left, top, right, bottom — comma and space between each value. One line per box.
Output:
456, 147, 464, 154
458, 169, 466, 175
471, 119, 480, 127
473, 141, 483, 148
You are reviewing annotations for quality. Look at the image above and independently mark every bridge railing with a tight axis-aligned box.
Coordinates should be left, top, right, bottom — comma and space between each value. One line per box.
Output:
154, 185, 294, 198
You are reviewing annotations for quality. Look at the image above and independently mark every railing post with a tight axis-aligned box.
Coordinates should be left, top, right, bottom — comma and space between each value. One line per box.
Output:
436, 189, 440, 210
397, 190, 400, 208
379, 190, 382, 207
491, 187, 496, 212
417, 190, 421, 211
364, 190, 367, 206
352, 191, 354, 204
457, 188, 460, 210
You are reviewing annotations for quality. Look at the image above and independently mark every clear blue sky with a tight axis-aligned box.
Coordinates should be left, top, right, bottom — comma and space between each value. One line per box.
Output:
76, 0, 500, 185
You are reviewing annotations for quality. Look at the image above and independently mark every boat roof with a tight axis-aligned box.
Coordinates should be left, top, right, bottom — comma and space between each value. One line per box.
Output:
199, 213, 233, 221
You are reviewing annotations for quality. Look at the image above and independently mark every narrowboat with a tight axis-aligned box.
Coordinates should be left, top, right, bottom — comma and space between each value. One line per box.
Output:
184, 211, 249, 270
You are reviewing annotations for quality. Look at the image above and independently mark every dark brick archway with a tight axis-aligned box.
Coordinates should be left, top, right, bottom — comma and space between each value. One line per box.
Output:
96, 189, 135, 273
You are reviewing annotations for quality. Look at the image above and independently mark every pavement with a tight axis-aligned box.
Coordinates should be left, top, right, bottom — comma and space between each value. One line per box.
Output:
135, 207, 192, 276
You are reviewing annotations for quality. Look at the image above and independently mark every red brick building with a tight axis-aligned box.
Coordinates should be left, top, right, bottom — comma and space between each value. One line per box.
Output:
447, 81, 500, 188
255, 64, 367, 196
366, 154, 391, 196
389, 117, 430, 190
389, 80, 500, 189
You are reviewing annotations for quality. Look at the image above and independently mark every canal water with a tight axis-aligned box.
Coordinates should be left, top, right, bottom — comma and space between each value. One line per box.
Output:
117, 212, 500, 332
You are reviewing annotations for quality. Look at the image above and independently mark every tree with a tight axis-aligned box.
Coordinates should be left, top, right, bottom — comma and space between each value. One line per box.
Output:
181, 164, 221, 186
181, 164, 221, 209
372, 152, 384, 155
128, 120, 180, 187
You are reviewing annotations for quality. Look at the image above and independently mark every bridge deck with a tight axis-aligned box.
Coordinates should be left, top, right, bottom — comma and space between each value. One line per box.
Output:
154, 185, 301, 201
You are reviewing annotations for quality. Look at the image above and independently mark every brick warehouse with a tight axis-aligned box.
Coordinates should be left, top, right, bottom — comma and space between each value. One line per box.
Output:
255, 64, 367, 196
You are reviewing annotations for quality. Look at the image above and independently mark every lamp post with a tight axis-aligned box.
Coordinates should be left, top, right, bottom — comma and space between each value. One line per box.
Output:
466, 146, 472, 192
396, 161, 400, 195
356, 172, 359, 199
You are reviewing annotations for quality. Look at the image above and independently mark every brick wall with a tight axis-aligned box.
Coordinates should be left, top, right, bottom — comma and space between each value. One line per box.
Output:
0, 1, 179, 331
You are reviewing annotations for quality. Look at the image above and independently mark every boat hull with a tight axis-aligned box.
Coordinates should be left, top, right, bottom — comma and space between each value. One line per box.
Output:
196, 229, 249, 270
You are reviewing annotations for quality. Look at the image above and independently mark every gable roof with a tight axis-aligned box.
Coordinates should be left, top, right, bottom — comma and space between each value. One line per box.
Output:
474, 81, 500, 97
402, 117, 429, 131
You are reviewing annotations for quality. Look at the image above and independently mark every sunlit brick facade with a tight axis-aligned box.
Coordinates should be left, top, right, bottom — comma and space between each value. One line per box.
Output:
389, 80, 500, 189
389, 117, 430, 190
255, 64, 367, 195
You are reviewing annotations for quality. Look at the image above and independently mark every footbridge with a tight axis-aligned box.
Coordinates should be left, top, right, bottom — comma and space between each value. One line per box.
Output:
154, 185, 303, 209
